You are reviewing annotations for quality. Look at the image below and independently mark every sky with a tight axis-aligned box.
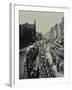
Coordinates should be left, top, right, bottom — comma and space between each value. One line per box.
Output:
19, 10, 64, 33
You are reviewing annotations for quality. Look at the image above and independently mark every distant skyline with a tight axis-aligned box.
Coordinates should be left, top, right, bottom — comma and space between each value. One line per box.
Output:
19, 10, 64, 33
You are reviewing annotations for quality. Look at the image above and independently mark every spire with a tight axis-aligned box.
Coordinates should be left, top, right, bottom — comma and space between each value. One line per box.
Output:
34, 20, 36, 31
34, 20, 36, 26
